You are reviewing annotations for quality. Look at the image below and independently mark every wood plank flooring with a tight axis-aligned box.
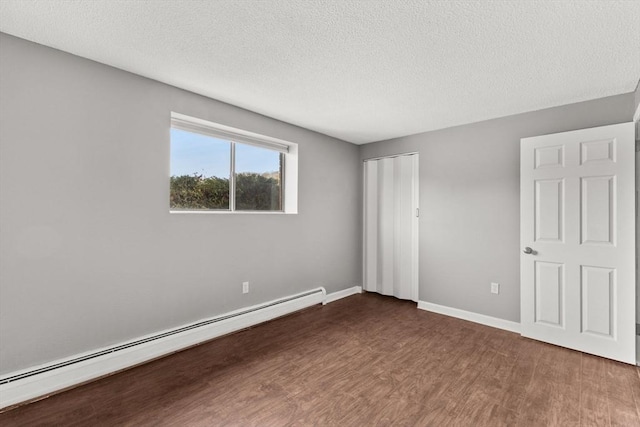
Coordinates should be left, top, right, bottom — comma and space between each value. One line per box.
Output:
2, 292, 640, 426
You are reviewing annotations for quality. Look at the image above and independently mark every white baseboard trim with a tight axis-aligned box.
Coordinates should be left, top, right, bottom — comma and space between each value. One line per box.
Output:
417, 300, 521, 334
323, 286, 362, 304
0, 287, 328, 411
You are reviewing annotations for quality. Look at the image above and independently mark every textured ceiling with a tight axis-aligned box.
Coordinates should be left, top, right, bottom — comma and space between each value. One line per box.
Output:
1, 0, 639, 144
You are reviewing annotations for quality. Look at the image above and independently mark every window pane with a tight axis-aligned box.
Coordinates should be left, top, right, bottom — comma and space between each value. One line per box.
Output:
235, 143, 283, 211
170, 128, 231, 210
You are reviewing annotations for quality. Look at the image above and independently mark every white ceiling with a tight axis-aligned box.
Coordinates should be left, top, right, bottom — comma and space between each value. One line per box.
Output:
1, 1, 639, 144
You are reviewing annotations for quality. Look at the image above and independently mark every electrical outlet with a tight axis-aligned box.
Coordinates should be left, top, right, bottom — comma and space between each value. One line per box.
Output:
491, 282, 500, 295
242, 281, 249, 294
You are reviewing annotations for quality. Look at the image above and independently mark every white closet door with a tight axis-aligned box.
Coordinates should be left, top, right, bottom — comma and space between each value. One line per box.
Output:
364, 154, 419, 301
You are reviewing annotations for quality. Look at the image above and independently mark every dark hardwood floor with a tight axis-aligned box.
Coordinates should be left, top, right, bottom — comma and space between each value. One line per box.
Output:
2, 293, 640, 426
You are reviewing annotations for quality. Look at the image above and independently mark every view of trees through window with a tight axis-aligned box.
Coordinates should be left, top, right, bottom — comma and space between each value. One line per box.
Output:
170, 128, 283, 211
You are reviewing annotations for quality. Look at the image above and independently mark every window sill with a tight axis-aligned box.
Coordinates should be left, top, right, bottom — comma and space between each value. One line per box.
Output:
169, 210, 296, 215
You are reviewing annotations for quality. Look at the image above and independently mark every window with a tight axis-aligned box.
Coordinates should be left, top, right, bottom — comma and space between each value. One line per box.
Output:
170, 113, 297, 213
170, 129, 231, 210
235, 143, 283, 211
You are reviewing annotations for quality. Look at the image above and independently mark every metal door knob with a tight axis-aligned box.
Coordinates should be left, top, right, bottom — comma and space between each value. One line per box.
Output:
523, 247, 533, 254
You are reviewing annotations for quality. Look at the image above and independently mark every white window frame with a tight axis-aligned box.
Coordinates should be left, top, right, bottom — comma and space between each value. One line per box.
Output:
170, 112, 298, 214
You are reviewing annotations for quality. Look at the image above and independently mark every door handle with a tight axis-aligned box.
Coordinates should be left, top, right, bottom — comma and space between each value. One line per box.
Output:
523, 247, 533, 254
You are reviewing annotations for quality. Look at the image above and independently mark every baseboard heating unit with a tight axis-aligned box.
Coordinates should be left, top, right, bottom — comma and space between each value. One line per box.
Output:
0, 287, 327, 410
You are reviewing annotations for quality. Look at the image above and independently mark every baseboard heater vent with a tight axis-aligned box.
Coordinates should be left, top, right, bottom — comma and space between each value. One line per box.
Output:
0, 288, 325, 388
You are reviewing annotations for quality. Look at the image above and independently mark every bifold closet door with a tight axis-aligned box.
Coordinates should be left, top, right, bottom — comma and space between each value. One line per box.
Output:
364, 154, 419, 301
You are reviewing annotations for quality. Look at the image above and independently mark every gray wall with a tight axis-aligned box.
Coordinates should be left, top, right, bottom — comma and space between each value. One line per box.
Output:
360, 93, 636, 323
0, 34, 361, 374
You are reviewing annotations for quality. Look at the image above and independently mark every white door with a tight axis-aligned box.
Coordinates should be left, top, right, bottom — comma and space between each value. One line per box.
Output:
364, 154, 419, 301
521, 122, 636, 364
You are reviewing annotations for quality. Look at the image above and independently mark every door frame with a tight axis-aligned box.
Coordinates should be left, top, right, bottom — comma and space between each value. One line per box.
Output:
634, 103, 639, 365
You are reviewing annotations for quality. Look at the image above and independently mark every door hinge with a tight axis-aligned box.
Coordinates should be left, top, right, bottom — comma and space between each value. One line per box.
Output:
416, 208, 420, 217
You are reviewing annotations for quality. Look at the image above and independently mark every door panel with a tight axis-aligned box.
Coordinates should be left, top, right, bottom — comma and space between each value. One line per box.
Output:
580, 176, 614, 245
580, 139, 615, 165
393, 155, 416, 300
535, 145, 565, 169
580, 265, 615, 337
378, 158, 395, 296
521, 122, 635, 364
535, 179, 564, 242
534, 261, 564, 327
